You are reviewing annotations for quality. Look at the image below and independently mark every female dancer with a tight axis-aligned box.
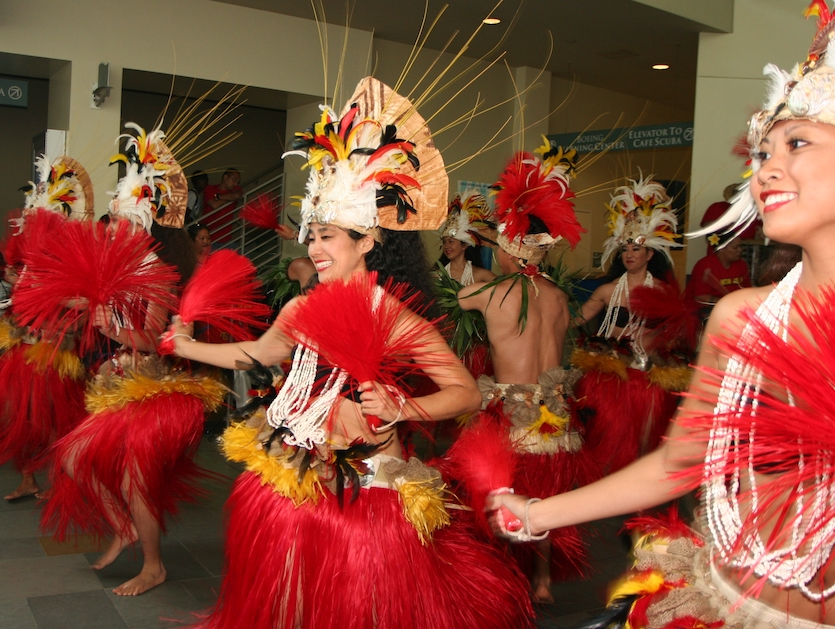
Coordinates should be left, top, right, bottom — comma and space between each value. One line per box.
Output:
571, 177, 687, 473
35, 124, 225, 596
0, 155, 92, 500
171, 76, 533, 629
439, 191, 496, 286
490, 3, 835, 625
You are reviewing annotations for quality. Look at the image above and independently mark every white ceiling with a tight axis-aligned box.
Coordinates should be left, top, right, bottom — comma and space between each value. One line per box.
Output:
0, 1, 705, 112
213, 0, 704, 111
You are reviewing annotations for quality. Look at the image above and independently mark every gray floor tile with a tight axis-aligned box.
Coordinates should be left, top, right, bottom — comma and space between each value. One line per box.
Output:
105, 581, 201, 628
0, 510, 42, 540
176, 540, 224, 577
0, 598, 37, 629
0, 493, 41, 514
28, 589, 126, 629
180, 576, 222, 608
86, 539, 211, 590
0, 537, 46, 561
0, 555, 103, 603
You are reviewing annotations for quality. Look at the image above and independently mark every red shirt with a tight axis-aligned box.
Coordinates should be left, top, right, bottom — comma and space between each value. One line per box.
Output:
203, 184, 242, 244
687, 253, 751, 302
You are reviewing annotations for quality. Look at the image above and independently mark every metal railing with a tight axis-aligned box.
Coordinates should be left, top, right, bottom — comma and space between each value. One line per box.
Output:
189, 171, 285, 276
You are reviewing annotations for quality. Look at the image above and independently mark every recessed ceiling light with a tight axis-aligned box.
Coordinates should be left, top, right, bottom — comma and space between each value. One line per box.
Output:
483, 17, 501, 25
652, 64, 670, 70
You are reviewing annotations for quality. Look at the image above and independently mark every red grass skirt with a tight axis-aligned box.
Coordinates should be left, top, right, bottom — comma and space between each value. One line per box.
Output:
194, 471, 534, 629
575, 368, 676, 474
0, 344, 86, 472
41, 390, 210, 540
513, 449, 600, 581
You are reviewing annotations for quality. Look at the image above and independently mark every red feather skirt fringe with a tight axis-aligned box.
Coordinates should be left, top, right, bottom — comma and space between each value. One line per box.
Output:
512, 448, 598, 582
41, 390, 209, 541
193, 471, 534, 629
446, 407, 597, 582
0, 344, 86, 472
574, 368, 676, 474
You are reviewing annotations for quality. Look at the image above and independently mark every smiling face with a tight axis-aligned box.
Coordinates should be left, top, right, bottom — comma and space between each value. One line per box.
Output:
751, 120, 835, 247
306, 222, 374, 282
442, 236, 467, 262
620, 243, 653, 273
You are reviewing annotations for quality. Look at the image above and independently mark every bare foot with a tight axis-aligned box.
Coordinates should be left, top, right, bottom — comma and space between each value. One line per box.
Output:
90, 531, 137, 570
4, 478, 40, 501
113, 565, 166, 596
532, 582, 554, 604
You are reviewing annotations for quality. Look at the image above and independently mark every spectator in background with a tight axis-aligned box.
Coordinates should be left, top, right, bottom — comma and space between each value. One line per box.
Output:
188, 223, 212, 267
203, 169, 243, 247
687, 194, 753, 316
186, 171, 209, 224
687, 235, 751, 307
700, 183, 762, 253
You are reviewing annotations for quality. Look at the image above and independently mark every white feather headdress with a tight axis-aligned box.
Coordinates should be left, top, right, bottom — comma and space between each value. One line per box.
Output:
439, 190, 495, 247
23, 155, 94, 221
601, 173, 681, 268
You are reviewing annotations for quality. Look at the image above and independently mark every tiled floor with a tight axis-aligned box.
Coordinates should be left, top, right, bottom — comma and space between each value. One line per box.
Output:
0, 436, 631, 629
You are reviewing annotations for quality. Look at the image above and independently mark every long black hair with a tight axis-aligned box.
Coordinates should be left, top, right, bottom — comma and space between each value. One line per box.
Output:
350, 228, 440, 320
150, 222, 198, 287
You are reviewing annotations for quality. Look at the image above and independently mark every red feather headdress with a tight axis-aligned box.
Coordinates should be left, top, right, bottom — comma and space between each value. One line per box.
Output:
492, 138, 583, 265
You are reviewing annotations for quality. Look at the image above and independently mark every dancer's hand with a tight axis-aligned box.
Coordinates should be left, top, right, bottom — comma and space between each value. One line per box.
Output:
274, 224, 298, 241
93, 304, 111, 329
170, 315, 196, 352
357, 381, 406, 432
487, 489, 536, 540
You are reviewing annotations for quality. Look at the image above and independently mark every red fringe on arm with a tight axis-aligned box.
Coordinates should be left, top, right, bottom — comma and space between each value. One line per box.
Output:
12, 220, 180, 354
676, 286, 835, 590
241, 194, 282, 231
630, 275, 701, 358
277, 271, 443, 427
158, 250, 271, 354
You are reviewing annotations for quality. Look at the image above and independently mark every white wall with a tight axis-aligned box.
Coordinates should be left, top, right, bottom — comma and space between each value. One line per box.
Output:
0, 0, 371, 221
688, 0, 814, 270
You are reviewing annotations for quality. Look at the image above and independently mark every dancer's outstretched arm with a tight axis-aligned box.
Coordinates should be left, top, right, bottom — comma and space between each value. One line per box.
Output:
488, 288, 756, 536
171, 298, 299, 369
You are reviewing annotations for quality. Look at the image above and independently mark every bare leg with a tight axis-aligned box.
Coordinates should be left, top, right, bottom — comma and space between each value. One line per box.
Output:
112, 492, 166, 596
532, 539, 554, 604
60, 441, 137, 570
90, 524, 138, 570
5, 471, 40, 500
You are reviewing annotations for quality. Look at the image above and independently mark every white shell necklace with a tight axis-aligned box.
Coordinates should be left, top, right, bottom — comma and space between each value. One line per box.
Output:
265, 285, 384, 450
704, 262, 835, 600
597, 271, 654, 369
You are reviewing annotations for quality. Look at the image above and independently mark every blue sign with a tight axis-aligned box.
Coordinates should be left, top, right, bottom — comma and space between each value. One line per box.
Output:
548, 122, 693, 154
0, 78, 28, 108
